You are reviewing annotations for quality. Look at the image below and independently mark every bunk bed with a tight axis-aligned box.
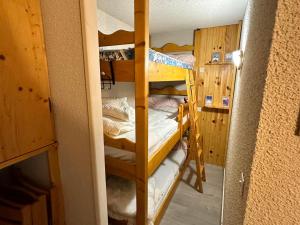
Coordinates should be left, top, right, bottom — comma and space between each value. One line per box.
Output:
98, 1, 196, 224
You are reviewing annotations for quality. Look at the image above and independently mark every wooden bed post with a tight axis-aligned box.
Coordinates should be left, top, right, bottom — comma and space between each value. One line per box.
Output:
134, 0, 149, 224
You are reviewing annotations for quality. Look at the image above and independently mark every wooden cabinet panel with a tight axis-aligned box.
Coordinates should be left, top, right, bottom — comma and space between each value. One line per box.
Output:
194, 24, 241, 166
0, 0, 55, 162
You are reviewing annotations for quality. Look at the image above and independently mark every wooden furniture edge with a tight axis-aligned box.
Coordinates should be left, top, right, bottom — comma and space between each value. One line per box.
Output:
152, 43, 194, 53
98, 30, 134, 47
100, 60, 191, 83
134, 0, 149, 223
47, 146, 65, 225
148, 130, 181, 176
100, 60, 135, 82
0, 143, 57, 170
104, 134, 136, 152
149, 62, 190, 82
153, 161, 186, 225
105, 156, 136, 180
150, 86, 187, 96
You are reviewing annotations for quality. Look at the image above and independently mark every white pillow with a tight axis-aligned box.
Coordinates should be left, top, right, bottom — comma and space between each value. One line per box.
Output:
102, 97, 131, 121
103, 117, 133, 136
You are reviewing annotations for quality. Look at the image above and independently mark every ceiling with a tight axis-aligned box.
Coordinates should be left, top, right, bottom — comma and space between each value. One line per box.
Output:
97, 0, 248, 34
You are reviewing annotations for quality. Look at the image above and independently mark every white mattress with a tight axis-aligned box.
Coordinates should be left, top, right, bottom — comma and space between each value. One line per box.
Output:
106, 142, 187, 225
105, 108, 183, 161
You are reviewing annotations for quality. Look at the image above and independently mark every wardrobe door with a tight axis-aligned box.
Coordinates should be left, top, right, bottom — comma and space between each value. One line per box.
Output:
0, 0, 55, 162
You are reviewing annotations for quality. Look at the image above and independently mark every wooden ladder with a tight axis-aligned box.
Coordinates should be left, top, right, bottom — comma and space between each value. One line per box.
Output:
185, 71, 206, 193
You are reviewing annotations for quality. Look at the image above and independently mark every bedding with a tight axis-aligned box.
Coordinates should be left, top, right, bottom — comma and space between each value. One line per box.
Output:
104, 107, 178, 161
103, 117, 134, 136
100, 48, 193, 70
102, 97, 134, 121
106, 141, 187, 225
166, 54, 195, 66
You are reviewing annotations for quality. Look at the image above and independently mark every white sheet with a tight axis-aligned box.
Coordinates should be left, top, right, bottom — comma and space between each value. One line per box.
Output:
106, 142, 187, 225
105, 108, 179, 161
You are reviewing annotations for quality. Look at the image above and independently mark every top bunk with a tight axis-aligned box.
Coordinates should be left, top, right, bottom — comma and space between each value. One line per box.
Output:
98, 30, 195, 82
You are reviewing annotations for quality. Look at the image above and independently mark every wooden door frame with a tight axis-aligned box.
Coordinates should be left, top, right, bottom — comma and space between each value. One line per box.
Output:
79, 1, 108, 225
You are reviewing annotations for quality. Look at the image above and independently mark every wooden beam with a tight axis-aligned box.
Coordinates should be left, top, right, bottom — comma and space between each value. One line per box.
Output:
148, 130, 181, 176
47, 146, 65, 225
100, 60, 135, 82
105, 156, 136, 180
0, 143, 56, 170
149, 62, 189, 82
150, 86, 187, 96
98, 30, 134, 47
104, 135, 136, 152
134, 0, 149, 223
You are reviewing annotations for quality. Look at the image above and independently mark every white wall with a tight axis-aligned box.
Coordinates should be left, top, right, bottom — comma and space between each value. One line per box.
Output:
151, 29, 194, 48
40, 1, 107, 225
97, 9, 133, 34
223, 0, 278, 224
97, 9, 136, 105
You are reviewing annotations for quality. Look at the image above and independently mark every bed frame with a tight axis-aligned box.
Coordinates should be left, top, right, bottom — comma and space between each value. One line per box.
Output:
98, 1, 195, 224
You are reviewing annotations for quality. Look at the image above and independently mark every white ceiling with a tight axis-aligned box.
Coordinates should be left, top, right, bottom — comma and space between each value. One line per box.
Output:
97, 0, 248, 34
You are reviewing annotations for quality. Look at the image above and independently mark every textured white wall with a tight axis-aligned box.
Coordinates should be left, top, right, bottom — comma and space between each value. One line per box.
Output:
223, 0, 278, 224
151, 29, 194, 48
40, 0, 105, 225
97, 9, 133, 34
97, 9, 136, 104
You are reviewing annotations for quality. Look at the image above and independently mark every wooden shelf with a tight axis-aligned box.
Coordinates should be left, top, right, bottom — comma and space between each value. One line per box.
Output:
0, 143, 57, 170
205, 62, 233, 66
203, 105, 230, 111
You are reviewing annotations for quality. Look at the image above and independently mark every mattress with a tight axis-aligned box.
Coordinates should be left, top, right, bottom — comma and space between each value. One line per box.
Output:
105, 107, 187, 162
106, 142, 187, 225
100, 48, 193, 70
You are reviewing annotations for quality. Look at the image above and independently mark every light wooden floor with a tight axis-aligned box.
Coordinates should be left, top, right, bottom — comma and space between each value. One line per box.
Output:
160, 163, 224, 225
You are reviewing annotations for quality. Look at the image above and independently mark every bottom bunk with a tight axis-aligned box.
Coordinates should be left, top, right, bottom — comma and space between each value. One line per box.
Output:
106, 141, 188, 225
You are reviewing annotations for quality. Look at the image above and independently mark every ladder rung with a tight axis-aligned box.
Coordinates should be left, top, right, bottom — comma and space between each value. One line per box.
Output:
197, 149, 203, 158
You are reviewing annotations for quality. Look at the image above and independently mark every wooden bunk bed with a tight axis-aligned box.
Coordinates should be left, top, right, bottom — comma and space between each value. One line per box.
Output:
98, 1, 197, 224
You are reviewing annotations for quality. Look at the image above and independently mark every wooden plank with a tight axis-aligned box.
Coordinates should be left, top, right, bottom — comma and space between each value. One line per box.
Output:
153, 158, 188, 225
194, 24, 240, 167
150, 86, 187, 96
98, 30, 134, 47
134, 0, 149, 224
148, 130, 181, 176
0, 0, 55, 163
6, 186, 48, 225
149, 62, 189, 82
0, 143, 56, 170
47, 147, 65, 225
104, 135, 136, 152
100, 60, 190, 82
100, 60, 135, 82
0, 201, 32, 225
105, 156, 136, 180
152, 43, 194, 53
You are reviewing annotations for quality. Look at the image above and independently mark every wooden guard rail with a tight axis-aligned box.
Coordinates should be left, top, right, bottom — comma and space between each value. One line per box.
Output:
150, 86, 187, 96
98, 30, 134, 47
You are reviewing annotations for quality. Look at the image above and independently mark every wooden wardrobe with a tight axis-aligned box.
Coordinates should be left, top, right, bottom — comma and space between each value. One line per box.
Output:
194, 23, 241, 167
0, 0, 64, 224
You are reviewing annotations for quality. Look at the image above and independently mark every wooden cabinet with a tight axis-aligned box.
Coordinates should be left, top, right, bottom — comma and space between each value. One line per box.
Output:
0, 1, 64, 224
0, 0, 55, 162
194, 24, 241, 166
